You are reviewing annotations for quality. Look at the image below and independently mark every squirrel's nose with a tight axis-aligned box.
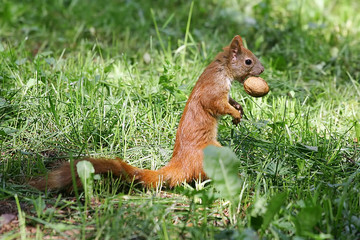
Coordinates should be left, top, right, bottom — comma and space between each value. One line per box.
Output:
259, 65, 265, 74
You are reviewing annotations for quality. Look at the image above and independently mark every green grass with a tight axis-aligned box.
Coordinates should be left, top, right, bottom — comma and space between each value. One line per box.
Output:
1, 0, 360, 239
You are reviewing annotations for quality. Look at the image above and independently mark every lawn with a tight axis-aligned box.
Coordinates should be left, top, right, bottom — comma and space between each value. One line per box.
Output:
1, 0, 359, 239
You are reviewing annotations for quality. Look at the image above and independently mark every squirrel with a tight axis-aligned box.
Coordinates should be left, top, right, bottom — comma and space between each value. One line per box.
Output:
30, 35, 264, 191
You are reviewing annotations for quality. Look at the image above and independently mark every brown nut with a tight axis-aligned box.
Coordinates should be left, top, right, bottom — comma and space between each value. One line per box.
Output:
243, 77, 269, 97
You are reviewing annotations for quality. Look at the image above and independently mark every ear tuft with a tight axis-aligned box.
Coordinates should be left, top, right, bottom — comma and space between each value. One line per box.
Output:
229, 35, 244, 61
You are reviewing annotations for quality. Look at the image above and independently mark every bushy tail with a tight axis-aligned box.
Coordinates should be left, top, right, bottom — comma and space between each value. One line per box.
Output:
29, 157, 164, 191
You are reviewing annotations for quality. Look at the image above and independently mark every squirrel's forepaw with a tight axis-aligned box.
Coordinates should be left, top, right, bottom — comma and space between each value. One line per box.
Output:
233, 104, 244, 117
232, 117, 241, 125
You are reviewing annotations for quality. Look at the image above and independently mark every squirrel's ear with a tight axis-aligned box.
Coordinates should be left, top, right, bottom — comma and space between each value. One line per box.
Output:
229, 35, 244, 61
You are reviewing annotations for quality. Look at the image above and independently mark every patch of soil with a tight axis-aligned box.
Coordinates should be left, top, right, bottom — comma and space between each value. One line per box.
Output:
0, 199, 32, 235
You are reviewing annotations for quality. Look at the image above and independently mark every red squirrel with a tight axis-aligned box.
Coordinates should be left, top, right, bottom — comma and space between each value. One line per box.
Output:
31, 35, 264, 191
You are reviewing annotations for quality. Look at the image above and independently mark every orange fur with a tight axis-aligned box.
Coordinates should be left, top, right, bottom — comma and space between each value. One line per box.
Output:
30, 35, 264, 191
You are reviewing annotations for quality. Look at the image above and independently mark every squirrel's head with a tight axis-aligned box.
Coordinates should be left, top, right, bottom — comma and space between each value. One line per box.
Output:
226, 35, 264, 82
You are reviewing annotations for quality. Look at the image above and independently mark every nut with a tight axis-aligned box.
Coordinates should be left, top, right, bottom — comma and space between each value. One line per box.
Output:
243, 77, 269, 97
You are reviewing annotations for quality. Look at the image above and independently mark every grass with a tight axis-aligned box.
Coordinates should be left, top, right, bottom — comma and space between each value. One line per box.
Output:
1, 0, 359, 239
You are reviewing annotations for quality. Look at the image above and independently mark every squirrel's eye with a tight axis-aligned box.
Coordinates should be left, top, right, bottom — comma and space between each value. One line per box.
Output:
245, 59, 252, 65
